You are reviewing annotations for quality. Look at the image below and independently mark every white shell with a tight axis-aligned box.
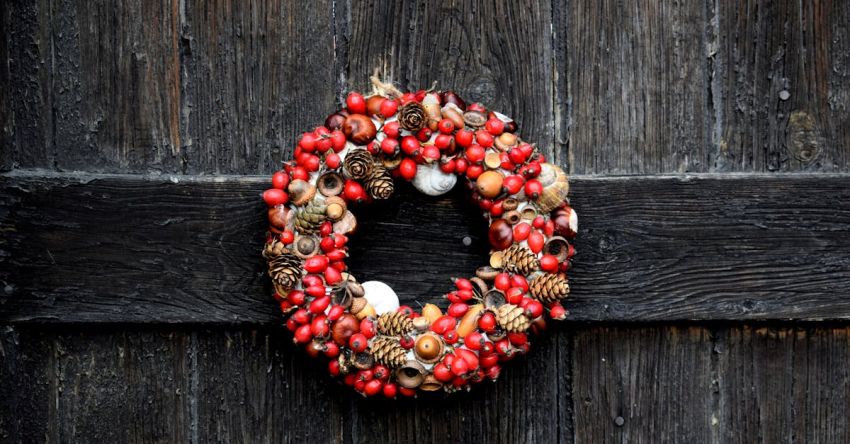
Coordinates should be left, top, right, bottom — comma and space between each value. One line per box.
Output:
362, 281, 400, 315
412, 163, 457, 196
537, 163, 559, 186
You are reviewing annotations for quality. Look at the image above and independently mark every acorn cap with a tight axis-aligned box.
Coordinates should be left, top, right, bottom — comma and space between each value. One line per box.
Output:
475, 266, 500, 281
293, 235, 319, 258
544, 236, 570, 262
288, 179, 317, 206
318, 172, 344, 196
396, 361, 426, 389
350, 297, 367, 314
419, 374, 443, 392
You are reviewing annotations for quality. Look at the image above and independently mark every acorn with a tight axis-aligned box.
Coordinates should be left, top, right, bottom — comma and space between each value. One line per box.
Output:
456, 304, 484, 337
475, 266, 500, 281
333, 211, 358, 235
343, 114, 377, 144
484, 152, 502, 169
544, 236, 571, 262
324, 196, 347, 221
318, 172, 344, 196
288, 180, 317, 206
414, 332, 444, 363
476, 171, 504, 198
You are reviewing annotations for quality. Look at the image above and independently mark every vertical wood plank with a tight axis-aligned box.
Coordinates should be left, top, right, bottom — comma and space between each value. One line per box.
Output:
0, 327, 52, 442
52, 331, 191, 443
566, 0, 709, 174
712, 0, 850, 172
194, 329, 348, 443
345, 0, 559, 161
572, 327, 714, 443
181, 0, 338, 175
49, 0, 185, 173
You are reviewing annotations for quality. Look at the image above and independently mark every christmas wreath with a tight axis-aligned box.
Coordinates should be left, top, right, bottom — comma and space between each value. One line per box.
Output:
260, 77, 577, 397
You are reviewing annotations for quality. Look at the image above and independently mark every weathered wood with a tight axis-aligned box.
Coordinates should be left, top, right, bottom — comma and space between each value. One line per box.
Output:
3, 173, 850, 323
573, 326, 850, 443
345, 0, 559, 161
710, 0, 850, 172
565, 0, 709, 174
0, 327, 52, 442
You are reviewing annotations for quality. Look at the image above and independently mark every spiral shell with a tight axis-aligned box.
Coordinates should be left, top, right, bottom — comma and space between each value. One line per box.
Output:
535, 163, 570, 213
412, 163, 458, 196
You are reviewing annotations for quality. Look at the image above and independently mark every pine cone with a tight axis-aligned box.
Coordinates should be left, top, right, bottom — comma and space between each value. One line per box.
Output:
501, 245, 540, 274
294, 201, 327, 234
376, 312, 414, 336
268, 250, 303, 291
529, 273, 570, 303
496, 304, 530, 333
343, 149, 374, 180
369, 337, 407, 368
366, 164, 394, 200
397, 101, 427, 131
262, 238, 287, 260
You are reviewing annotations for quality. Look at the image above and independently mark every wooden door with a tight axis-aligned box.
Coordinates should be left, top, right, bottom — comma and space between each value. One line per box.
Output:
3, 1, 850, 442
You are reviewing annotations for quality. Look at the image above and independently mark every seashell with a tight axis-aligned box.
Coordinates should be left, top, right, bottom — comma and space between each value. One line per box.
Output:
536, 164, 570, 213
294, 235, 320, 258
483, 289, 506, 309
288, 180, 316, 206
537, 163, 560, 186
333, 210, 357, 234
421, 303, 442, 324
544, 236, 571, 262
317, 172, 344, 196
476, 170, 504, 198
324, 196, 347, 220
419, 374, 443, 392
476, 266, 500, 281
503, 210, 521, 225
463, 110, 487, 128
423, 93, 442, 130
412, 163, 457, 196
414, 332, 444, 363
362, 281, 400, 315
441, 103, 465, 129
396, 361, 426, 389
502, 197, 519, 211
456, 304, 484, 337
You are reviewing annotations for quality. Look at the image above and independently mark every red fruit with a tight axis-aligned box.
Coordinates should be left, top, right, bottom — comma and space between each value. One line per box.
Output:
431, 315, 457, 334
480, 353, 499, 369
508, 147, 527, 165
511, 274, 529, 291
353, 380, 366, 393
380, 98, 399, 118
399, 335, 414, 349
525, 300, 544, 319
349, 333, 368, 352
271, 171, 289, 190
502, 175, 525, 195
466, 164, 484, 179
294, 324, 313, 344
327, 248, 347, 262
381, 137, 399, 155
399, 387, 416, 397
433, 363, 453, 382
455, 348, 479, 370
304, 255, 329, 273
475, 130, 494, 147
454, 158, 468, 175
434, 134, 454, 151
513, 222, 531, 241
280, 230, 295, 244
456, 289, 474, 301
532, 215, 546, 229
373, 364, 390, 381
465, 144, 485, 163
367, 140, 380, 155
328, 359, 341, 376
397, 305, 414, 316
327, 305, 345, 321
346, 92, 366, 114
324, 341, 340, 358
421, 145, 440, 162
416, 128, 432, 142
500, 152, 515, 171
437, 118, 455, 134
291, 308, 311, 325
306, 285, 326, 298
309, 295, 331, 314
486, 365, 501, 380
382, 383, 398, 398
454, 278, 473, 291
505, 287, 525, 305
279, 300, 293, 313
464, 332, 485, 350
540, 254, 559, 273
478, 311, 497, 332
400, 136, 420, 156
263, 189, 288, 207
467, 103, 487, 113
320, 221, 333, 237
343, 180, 366, 202
549, 302, 568, 320
360, 318, 377, 338
524, 179, 543, 199
330, 130, 347, 151
302, 274, 322, 288
364, 379, 382, 396
325, 152, 341, 169
494, 273, 511, 291
444, 329, 459, 344
455, 129, 474, 147
324, 267, 342, 285
291, 166, 309, 181
383, 121, 400, 138
489, 200, 504, 217
394, 158, 415, 180
527, 230, 545, 254
299, 132, 318, 151
316, 137, 333, 153
521, 161, 542, 178
287, 290, 306, 306
485, 118, 505, 135
311, 315, 329, 337
450, 356, 469, 375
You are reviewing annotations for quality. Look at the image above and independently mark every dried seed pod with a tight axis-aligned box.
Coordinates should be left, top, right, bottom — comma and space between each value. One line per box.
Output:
494, 132, 518, 151
318, 172, 344, 196
503, 210, 521, 225
456, 304, 484, 337
463, 110, 487, 128
440, 103, 465, 129
414, 331, 445, 363
380, 152, 403, 169
469, 277, 489, 296
419, 374, 443, 392
377, 311, 414, 336
324, 196, 347, 221
496, 304, 530, 333
475, 266, 500, 281
483, 289, 506, 309
544, 236, 571, 262
529, 273, 570, 303
351, 352, 375, 370
421, 303, 442, 324
370, 337, 407, 368
293, 235, 320, 258
350, 297, 367, 315
355, 304, 376, 320
288, 179, 317, 206
499, 244, 540, 274
343, 149, 374, 180
502, 197, 519, 211
398, 101, 427, 131
396, 361, 426, 388
412, 316, 431, 331
521, 206, 538, 221
484, 152, 502, 169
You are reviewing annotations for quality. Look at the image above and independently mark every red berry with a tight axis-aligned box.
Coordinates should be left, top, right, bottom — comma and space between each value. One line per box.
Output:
382, 382, 398, 398
294, 324, 313, 344
324, 267, 342, 285
525, 300, 544, 319
399, 158, 417, 180
299, 132, 318, 151
327, 305, 345, 321
444, 329, 459, 344
381, 137, 399, 155
505, 287, 524, 305
431, 315, 457, 334
291, 166, 309, 181
540, 254, 559, 273
466, 164, 484, 179
325, 152, 341, 169
359, 318, 377, 338
475, 130, 494, 147
455, 129, 474, 147
494, 273, 511, 291
324, 341, 340, 358
454, 158, 468, 175
349, 333, 368, 352
524, 179, 543, 199
478, 312, 497, 332
454, 278, 473, 291
416, 128, 432, 142
485, 118, 505, 135
306, 284, 326, 298
287, 290, 306, 306
343, 180, 366, 202
512, 222, 531, 241
309, 295, 330, 314
549, 302, 568, 320
502, 175, 525, 195
510, 274, 529, 292
383, 121, 400, 138
346, 92, 366, 114
450, 356, 469, 375
508, 147, 526, 165
328, 360, 341, 376
263, 189, 288, 207
380, 99, 399, 118
465, 144, 485, 163
433, 363, 454, 382
311, 315, 329, 336
271, 171, 289, 190
421, 145, 440, 162
527, 230, 545, 254
437, 119, 455, 134
464, 331, 485, 350
400, 136, 420, 156
304, 255, 329, 273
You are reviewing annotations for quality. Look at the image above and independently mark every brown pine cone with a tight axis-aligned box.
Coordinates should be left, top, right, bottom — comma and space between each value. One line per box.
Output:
496, 304, 530, 332
369, 337, 407, 368
262, 238, 287, 260
529, 273, 570, 303
294, 201, 327, 234
365, 164, 394, 200
343, 149, 374, 180
397, 101, 427, 131
500, 244, 540, 274
376, 312, 414, 336
268, 250, 302, 292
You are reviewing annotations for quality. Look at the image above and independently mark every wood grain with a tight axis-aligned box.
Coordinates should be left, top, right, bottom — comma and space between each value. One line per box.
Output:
573, 326, 850, 443
565, 0, 709, 174
345, 0, 559, 162
0, 327, 52, 442
710, 0, 850, 172
3, 173, 850, 323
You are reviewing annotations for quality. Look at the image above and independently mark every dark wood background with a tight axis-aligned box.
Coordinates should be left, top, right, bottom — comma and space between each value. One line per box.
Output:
3, 0, 850, 442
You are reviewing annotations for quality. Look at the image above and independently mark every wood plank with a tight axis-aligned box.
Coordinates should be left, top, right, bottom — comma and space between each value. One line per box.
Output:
710, 0, 850, 172
0, 327, 52, 442
572, 326, 715, 442
181, 0, 338, 175
3, 172, 850, 323
50, 330, 191, 443
565, 0, 709, 174
345, 0, 559, 161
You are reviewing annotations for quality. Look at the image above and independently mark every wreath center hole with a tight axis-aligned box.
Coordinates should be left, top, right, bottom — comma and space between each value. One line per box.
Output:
345, 182, 489, 309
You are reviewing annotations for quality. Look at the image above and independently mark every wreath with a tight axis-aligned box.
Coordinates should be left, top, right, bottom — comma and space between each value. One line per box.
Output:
261, 77, 577, 397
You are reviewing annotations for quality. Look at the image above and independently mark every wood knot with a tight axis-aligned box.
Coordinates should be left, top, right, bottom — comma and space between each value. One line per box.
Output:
787, 111, 821, 163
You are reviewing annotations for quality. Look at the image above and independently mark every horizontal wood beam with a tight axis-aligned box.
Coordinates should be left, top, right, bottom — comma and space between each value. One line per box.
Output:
2, 171, 849, 324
